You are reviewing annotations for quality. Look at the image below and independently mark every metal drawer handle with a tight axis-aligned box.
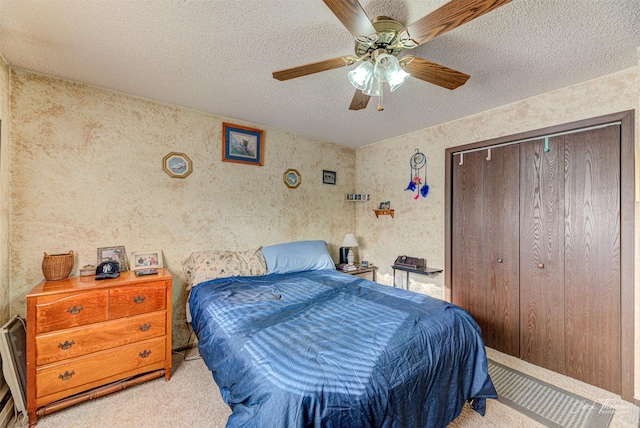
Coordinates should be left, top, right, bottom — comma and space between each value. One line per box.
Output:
537, 263, 545, 269
497, 258, 503, 263
138, 323, 151, 332
132, 295, 146, 304
58, 370, 75, 381
66, 305, 83, 315
58, 340, 75, 350
139, 350, 151, 358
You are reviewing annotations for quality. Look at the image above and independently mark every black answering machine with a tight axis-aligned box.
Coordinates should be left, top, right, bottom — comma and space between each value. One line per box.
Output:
394, 255, 426, 270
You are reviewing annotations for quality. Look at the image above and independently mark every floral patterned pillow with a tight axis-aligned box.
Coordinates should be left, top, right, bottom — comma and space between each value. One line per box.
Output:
182, 248, 267, 290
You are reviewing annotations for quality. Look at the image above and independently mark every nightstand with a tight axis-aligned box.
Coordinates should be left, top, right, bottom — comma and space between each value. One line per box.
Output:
338, 265, 378, 282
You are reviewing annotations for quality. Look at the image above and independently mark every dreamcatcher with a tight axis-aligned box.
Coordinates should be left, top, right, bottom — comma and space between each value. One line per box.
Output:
404, 149, 429, 199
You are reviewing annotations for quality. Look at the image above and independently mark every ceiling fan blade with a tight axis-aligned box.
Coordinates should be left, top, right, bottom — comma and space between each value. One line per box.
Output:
349, 90, 370, 110
403, 0, 511, 46
273, 57, 348, 81
403, 56, 470, 90
323, 0, 376, 37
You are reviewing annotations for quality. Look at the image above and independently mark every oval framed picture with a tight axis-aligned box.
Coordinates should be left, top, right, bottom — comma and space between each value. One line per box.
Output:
163, 152, 193, 178
283, 168, 301, 188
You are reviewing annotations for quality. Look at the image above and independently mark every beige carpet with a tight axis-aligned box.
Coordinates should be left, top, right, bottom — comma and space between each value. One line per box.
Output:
11, 347, 639, 428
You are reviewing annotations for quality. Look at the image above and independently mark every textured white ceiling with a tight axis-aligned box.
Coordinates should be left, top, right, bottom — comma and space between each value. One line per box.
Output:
0, 0, 639, 148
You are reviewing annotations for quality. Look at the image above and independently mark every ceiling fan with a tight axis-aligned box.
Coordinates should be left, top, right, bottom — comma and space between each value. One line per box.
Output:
272, 0, 512, 111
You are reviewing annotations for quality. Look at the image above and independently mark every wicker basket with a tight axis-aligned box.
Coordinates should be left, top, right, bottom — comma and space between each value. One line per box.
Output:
42, 251, 74, 281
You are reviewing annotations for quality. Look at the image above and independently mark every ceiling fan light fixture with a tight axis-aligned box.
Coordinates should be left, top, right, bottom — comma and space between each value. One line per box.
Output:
388, 68, 410, 92
363, 75, 382, 97
273, 0, 511, 111
348, 61, 374, 91
397, 30, 418, 49
373, 53, 410, 92
373, 53, 397, 82
355, 33, 379, 45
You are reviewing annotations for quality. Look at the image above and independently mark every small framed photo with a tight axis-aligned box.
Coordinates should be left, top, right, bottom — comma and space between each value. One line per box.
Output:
163, 152, 193, 178
222, 122, 264, 166
378, 201, 391, 209
130, 250, 164, 270
283, 168, 301, 188
322, 170, 336, 185
97, 246, 129, 272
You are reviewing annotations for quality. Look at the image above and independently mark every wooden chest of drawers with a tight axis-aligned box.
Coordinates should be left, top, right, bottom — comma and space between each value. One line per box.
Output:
26, 269, 172, 427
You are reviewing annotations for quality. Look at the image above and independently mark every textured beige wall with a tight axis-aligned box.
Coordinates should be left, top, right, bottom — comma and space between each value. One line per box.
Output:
356, 67, 639, 397
0, 56, 10, 324
9, 70, 356, 345
6, 64, 640, 396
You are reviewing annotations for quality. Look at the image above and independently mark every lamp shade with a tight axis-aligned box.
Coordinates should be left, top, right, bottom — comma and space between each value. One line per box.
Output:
342, 233, 359, 247
374, 53, 410, 92
363, 75, 382, 96
348, 61, 374, 91
373, 53, 397, 82
388, 67, 410, 92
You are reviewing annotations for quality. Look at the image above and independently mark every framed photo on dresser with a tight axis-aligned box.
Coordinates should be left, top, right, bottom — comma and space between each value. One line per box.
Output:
130, 250, 163, 270
97, 246, 129, 272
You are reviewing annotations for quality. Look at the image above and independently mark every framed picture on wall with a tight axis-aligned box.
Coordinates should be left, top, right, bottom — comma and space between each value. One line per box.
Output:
222, 122, 264, 166
162, 152, 193, 178
322, 170, 336, 185
130, 250, 163, 270
97, 246, 129, 272
283, 168, 301, 188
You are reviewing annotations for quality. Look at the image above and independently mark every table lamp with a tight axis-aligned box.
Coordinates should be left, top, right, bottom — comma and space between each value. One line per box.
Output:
341, 233, 359, 266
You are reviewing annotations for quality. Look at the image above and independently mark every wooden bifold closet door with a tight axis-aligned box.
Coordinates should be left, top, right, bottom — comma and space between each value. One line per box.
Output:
451, 124, 621, 395
519, 136, 565, 373
563, 126, 621, 393
452, 146, 520, 357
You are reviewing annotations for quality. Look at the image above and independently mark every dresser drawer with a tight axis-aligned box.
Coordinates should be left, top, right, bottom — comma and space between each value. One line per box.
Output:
36, 311, 167, 365
35, 290, 109, 334
36, 336, 166, 398
110, 286, 166, 319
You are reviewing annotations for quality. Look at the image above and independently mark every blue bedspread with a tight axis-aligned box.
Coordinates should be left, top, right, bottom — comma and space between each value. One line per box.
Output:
190, 270, 497, 427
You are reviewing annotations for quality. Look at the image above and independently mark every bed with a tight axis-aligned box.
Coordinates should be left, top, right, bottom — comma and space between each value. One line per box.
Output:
186, 241, 497, 427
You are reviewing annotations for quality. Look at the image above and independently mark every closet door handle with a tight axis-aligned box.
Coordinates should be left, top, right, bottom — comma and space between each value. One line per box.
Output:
537, 263, 545, 269
496, 258, 503, 263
